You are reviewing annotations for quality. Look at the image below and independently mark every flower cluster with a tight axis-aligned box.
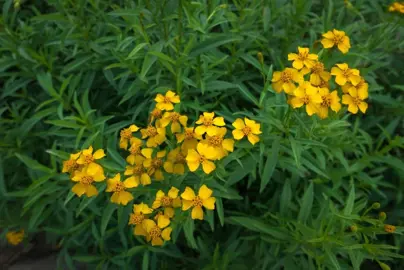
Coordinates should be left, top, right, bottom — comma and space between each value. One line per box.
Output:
271, 30, 369, 118
6, 230, 24, 245
388, 2, 404, 13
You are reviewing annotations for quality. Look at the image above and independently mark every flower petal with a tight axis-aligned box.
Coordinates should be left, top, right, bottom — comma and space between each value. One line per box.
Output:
93, 149, 105, 160
181, 187, 196, 200
202, 197, 216, 210
191, 206, 204, 220
198, 185, 213, 199
161, 227, 172, 241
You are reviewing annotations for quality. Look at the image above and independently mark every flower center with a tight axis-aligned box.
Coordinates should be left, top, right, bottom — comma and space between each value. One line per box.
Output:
169, 112, 180, 122
302, 95, 310, 105
152, 158, 163, 169
161, 196, 173, 207
198, 155, 206, 164
192, 196, 203, 207
129, 213, 144, 225
311, 62, 324, 74
120, 128, 132, 140
175, 153, 186, 163
81, 176, 94, 185
203, 118, 213, 126
114, 182, 126, 192
133, 165, 144, 175
281, 70, 293, 82
321, 96, 331, 107
83, 154, 94, 165
353, 97, 362, 106
207, 135, 223, 147
242, 126, 252, 136
342, 69, 352, 78
185, 130, 195, 140
333, 34, 344, 45
149, 226, 162, 239
298, 51, 308, 60
146, 126, 158, 137
65, 160, 79, 172
319, 80, 328, 88
163, 96, 171, 104
129, 145, 141, 155
151, 109, 162, 119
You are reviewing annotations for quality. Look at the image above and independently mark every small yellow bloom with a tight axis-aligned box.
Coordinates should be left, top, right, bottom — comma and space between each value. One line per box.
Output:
140, 121, 166, 147
143, 216, 172, 246
152, 187, 182, 218
201, 127, 234, 160
124, 156, 151, 186
289, 82, 322, 116
176, 127, 202, 152
160, 112, 188, 133
129, 203, 153, 236
287, 47, 318, 70
149, 108, 163, 123
6, 230, 24, 245
232, 118, 262, 145
342, 78, 368, 99
62, 151, 81, 174
126, 137, 143, 165
71, 164, 105, 197
271, 68, 303, 94
389, 2, 404, 13
331, 63, 361, 86
307, 61, 331, 86
181, 185, 216, 220
342, 88, 368, 114
186, 143, 216, 174
321, 29, 351, 54
316, 88, 341, 119
384, 224, 396, 233
195, 112, 226, 136
142, 149, 166, 181
164, 147, 187, 175
76, 145, 106, 166
119, 125, 140, 150
154, 90, 180, 111
106, 173, 135, 205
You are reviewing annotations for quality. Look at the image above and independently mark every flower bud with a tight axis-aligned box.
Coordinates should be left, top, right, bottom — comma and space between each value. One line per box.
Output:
378, 261, 391, 270
384, 224, 396, 233
379, 212, 386, 221
372, 202, 380, 209
257, 52, 264, 65
350, 225, 358, 232
219, 4, 228, 9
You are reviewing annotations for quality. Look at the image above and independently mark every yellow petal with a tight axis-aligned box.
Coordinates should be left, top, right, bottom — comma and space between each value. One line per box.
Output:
358, 102, 368, 113
151, 237, 164, 246
173, 164, 185, 175
141, 148, 153, 159
292, 59, 303, 70
202, 197, 216, 210
119, 191, 134, 205
143, 219, 156, 233
110, 192, 120, 204
134, 224, 147, 236
335, 75, 347, 86
187, 161, 199, 172
194, 125, 206, 135
164, 207, 175, 218
247, 134, 260, 145
202, 160, 216, 174
181, 187, 196, 200
186, 149, 200, 162
290, 97, 304, 108
93, 149, 105, 160
172, 197, 182, 208
161, 227, 172, 241
141, 173, 151, 186
287, 53, 298, 61
163, 161, 174, 173
191, 206, 204, 220
232, 129, 245, 140
157, 215, 170, 229
182, 200, 193, 211
168, 187, 179, 199
306, 103, 318, 116
124, 176, 139, 188
179, 116, 188, 126
213, 117, 225, 126
232, 118, 245, 129
322, 31, 334, 39
198, 184, 213, 199
222, 139, 234, 152
171, 122, 181, 133
271, 71, 281, 82
154, 169, 164, 181
321, 38, 334, 48
87, 162, 102, 176
72, 183, 86, 197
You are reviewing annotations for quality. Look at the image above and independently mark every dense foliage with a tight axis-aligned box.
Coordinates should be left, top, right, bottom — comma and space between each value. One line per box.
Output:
1, 0, 403, 269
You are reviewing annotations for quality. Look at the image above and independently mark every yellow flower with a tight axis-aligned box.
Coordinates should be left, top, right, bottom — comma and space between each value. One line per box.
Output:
384, 224, 396, 233
142, 149, 166, 181
149, 108, 163, 123
342, 78, 368, 98
321, 29, 351, 54
62, 151, 81, 174
201, 127, 234, 160
176, 127, 201, 152
129, 203, 153, 237
186, 143, 216, 174
287, 47, 318, 70
140, 121, 166, 147
271, 68, 303, 94
126, 137, 143, 165
154, 90, 180, 111
71, 164, 105, 197
181, 185, 216, 220
342, 88, 368, 114
307, 61, 331, 86
316, 88, 341, 119
195, 112, 226, 136
160, 112, 188, 133
76, 145, 106, 166
119, 125, 140, 150
143, 216, 172, 246
106, 173, 136, 205
152, 187, 182, 218
6, 230, 24, 245
164, 147, 187, 175
331, 63, 361, 86
289, 82, 322, 116
124, 155, 151, 186
232, 118, 262, 145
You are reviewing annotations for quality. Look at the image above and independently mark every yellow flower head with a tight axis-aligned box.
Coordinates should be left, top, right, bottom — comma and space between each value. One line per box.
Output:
119, 125, 139, 150
289, 81, 322, 116
232, 118, 262, 145
62, 151, 81, 174
389, 2, 404, 13
71, 164, 105, 197
160, 112, 188, 133
152, 187, 182, 218
142, 149, 166, 181
143, 216, 172, 246
140, 121, 166, 147
106, 173, 135, 205
154, 90, 180, 111
342, 78, 368, 99
181, 185, 216, 220
124, 155, 151, 186
288, 47, 318, 70
331, 63, 361, 86
129, 202, 153, 237
164, 147, 187, 175
316, 88, 341, 119
384, 224, 396, 233
342, 88, 368, 114
308, 61, 331, 86
6, 230, 24, 246
76, 145, 106, 166
195, 112, 226, 136
321, 29, 351, 54
201, 127, 234, 160
126, 137, 144, 165
176, 127, 202, 152
149, 108, 163, 123
271, 68, 303, 94
186, 143, 217, 174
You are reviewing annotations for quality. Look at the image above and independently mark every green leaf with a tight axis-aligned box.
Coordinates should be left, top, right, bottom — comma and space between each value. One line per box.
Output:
325, 247, 341, 270
297, 182, 314, 224
190, 35, 243, 56
260, 138, 280, 193
101, 203, 117, 236
183, 218, 198, 249
36, 72, 59, 98
15, 153, 53, 173
343, 184, 355, 215
226, 155, 256, 186
126, 43, 148, 60
216, 197, 225, 226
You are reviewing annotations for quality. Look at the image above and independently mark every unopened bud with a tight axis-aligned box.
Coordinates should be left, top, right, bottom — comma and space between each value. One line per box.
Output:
378, 261, 391, 270
219, 4, 228, 9
384, 224, 396, 233
350, 225, 358, 232
257, 52, 264, 65
372, 202, 380, 209
379, 212, 386, 221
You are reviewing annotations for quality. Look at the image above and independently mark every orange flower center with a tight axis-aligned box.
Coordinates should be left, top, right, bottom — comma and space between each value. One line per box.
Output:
149, 226, 162, 239
175, 152, 186, 163
152, 158, 163, 169
342, 68, 353, 78
129, 145, 141, 155
384, 224, 396, 233
184, 130, 195, 140
161, 196, 173, 207
163, 96, 172, 104
281, 70, 293, 83
319, 80, 329, 88
120, 128, 132, 140
198, 155, 206, 164
65, 160, 79, 172
298, 51, 308, 60
169, 112, 180, 122
133, 165, 144, 175
242, 126, 252, 136
129, 213, 144, 225
311, 62, 324, 74
203, 118, 213, 126
81, 176, 94, 185
207, 135, 223, 147
114, 181, 126, 192
192, 196, 203, 207
146, 126, 158, 137
151, 109, 162, 119
302, 95, 310, 105
321, 95, 331, 107
333, 34, 344, 45
352, 97, 362, 106
83, 154, 94, 164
